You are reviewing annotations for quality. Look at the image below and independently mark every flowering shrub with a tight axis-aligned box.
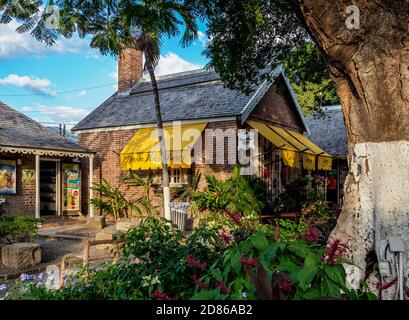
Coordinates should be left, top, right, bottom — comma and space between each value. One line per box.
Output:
4, 217, 231, 300
192, 229, 377, 300
1, 216, 374, 300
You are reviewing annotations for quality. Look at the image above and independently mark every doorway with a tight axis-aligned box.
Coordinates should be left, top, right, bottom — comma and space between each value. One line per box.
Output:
39, 160, 59, 216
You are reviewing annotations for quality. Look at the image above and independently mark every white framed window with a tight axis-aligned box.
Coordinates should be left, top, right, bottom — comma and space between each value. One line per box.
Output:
152, 168, 188, 187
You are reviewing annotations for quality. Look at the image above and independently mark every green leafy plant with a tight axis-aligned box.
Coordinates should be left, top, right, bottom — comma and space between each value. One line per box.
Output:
8, 217, 230, 300
90, 179, 138, 221
193, 166, 268, 223
0, 216, 41, 243
123, 172, 157, 216
193, 230, 377, 300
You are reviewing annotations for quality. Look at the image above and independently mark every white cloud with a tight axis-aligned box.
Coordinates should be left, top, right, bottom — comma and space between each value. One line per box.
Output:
197, 31, 208, 47
0, 21, 89, 58
153, 52, 202, 77
109, 52, 202, 87
77, 90, 87, 97
0, 74, 56, 96
30, 104, 91, 123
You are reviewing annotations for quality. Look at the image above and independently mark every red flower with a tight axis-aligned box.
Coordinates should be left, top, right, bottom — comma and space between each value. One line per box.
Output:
192, 274, 208, 288
322, 239, 347, 265
376, 277, 398, 290
276, 272, 292, 293
224, 209, 242, 226
151, 290, 173, 300
215, 281, 228, 294
240, 256, 257, 268
185, 255, 208, 271
302, 225, 320, 243
219, 232, 232, 244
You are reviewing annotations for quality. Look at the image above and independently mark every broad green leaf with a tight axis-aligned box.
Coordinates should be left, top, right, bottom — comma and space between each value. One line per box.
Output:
250, 232, 269, 251
287, 242, 311, 258
231, 251, 242, 274
303, 287, 322, 300
321, 276, 342, 298
297, 268, 317, 291
191, 289, 223, 300
324, 265, 347, 287
304, 252, 320, 268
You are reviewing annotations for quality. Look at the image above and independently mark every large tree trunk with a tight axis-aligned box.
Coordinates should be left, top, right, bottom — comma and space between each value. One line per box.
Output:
145, 52, 171, 220
295, 0, 409, 298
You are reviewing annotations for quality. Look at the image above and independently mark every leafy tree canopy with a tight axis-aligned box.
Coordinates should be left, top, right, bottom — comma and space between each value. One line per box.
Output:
191, 0, 339, 114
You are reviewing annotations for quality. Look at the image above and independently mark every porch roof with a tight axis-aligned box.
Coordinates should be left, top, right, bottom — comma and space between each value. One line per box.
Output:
0, 102, 93, 157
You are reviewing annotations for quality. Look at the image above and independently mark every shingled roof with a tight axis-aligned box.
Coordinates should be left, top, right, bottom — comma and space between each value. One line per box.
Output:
0, 102, 92, 154
305, 105, 348, 157
72, 68, 307, 132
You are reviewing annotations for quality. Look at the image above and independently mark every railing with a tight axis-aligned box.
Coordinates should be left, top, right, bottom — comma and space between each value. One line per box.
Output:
60, 238, 125, 287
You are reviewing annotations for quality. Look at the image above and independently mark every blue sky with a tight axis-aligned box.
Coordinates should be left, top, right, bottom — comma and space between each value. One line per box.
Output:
0, 20, 209, 128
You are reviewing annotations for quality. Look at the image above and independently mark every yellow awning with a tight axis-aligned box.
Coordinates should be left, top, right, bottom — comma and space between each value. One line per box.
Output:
268, 125, 315, 155
120, 123, 207, 170
318, 155, 333, 171
303, 153, 316, 171
247, 120, 332, 171
287, 130, 331, 157
247, 120, 298, 152
281, 150, 300, 169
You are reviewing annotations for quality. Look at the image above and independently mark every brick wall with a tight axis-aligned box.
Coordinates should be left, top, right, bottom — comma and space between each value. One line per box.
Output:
118, 48, 143, 93
78, 120, 240, 216
0, 154, 35, 216
249, 81, 305, 133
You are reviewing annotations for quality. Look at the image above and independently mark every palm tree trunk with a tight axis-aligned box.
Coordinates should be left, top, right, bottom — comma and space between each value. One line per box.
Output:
145, 52, 171, 220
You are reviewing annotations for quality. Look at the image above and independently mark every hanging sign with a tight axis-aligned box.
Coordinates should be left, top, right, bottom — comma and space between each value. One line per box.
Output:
62, 163, 81, 211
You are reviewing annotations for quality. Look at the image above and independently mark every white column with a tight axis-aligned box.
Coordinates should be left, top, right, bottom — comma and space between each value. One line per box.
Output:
89, 155, 94, 218
35, 154, 40, 219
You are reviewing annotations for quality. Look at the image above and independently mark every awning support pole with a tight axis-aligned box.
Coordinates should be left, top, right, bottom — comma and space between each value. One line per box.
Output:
35, 154, 40, 219
89, 155, 94, 218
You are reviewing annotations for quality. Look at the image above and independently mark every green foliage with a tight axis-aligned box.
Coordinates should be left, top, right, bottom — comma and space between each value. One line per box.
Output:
277, 219, 308, 242
90, 178, 138, 221
194, 230, 377, 300
191, 0, 308, 94
0, 216, 41, 243
91, 173, 158, 220
193, 166, 268, 220
6, 218, 376, 301
283, 42, 339, 115
10, 217, 230, 300
124, 172, 157, 216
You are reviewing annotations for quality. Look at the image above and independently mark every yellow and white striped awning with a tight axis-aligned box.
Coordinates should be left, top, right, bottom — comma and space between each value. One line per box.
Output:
247, 120, 332, 171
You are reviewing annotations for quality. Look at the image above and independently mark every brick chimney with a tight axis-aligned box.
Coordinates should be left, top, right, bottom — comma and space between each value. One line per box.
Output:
118, 48, 143, 93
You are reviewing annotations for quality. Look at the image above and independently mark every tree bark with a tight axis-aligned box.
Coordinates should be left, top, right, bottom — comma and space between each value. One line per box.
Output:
145, 51, 171, 220
294, 0, 409, 298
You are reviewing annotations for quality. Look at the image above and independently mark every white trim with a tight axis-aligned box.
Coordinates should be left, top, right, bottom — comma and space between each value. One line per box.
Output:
0, 146, 93, 158
74, 116, 237, 134
89, 155, 94, 218
35, 155, 40, 219
56, 161, 62, 216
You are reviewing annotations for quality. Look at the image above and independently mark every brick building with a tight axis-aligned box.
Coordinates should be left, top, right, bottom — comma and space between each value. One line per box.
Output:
0, 102, 94, 217
72, 49, 332, 216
